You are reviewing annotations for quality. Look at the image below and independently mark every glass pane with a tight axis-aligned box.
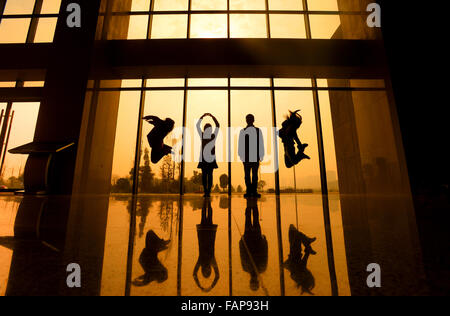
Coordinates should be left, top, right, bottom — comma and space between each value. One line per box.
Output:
268, 0, 302, 11
307, 0, 339, 11
146, 79, 185, 87
269, 14, 306, 39
0, 82, 16, 88
151, 15, 188, 39
131, 0, 151, 11
153, 0, 188, 11
0, 18, 31, 43
23, 81, 45, 87
191, 0, 227, 10
185, 89, 228, 194
274, 91, 320, 192
4, 0, 35, 14
230, 78, 270, 87
122, 79, 143, 88
190, 14, 227, 38
188, 78, 228, 87
34, 17, 58, 43
318, 91, 339, 192
0, 102, 40, 190
140, 90, 185, 193
40, 0, 62, 14
316, 79, 385, 88
309, 15, 341, 39
111, 91, 141, 193
273, 78, 312, 87
230, 0, 265, 10
128, 15, 149, 39
230, 14, 267, 38
231, 89, 275, 194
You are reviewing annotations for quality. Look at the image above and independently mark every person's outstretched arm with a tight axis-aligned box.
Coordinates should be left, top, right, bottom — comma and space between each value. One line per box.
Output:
196, 117, 203, 137
143, 115, 162, 126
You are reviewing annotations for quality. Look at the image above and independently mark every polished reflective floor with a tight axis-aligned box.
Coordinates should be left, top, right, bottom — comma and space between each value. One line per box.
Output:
0, 193, 426, 296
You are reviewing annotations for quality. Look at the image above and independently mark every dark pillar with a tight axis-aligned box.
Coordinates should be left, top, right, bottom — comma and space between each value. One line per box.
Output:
30, 0, 102, 195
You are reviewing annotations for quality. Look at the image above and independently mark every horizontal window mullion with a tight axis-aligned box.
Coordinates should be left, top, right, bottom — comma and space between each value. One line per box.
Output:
106, 10, 368, 16
87, 86, 385, 92
1, 14, 59, 19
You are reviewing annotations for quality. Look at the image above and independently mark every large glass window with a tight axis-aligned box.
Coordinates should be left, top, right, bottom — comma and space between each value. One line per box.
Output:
92, 77, 388, 296
0, 0, 61, 43
105, 0, 380, 40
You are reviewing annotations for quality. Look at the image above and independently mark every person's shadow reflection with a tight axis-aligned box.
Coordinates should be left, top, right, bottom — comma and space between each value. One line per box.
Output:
132, 230, 170, 287
284, 224, 317, 295
193, 198, 219, 292
240, 198, 268, 292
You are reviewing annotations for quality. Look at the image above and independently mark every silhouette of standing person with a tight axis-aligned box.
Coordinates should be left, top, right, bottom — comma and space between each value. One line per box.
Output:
193, 198, 219, 292
239, 198, 268, 292
196, 113, 220, 197
278, 110, 310, 168
143, 115, 175, 164
132, 230, 170, 287
239, 114, 265, 198
284, 224, 316, 295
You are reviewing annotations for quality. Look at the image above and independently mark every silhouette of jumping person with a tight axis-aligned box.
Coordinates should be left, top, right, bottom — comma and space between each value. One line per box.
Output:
239, 114, 265, 198
196, 113, 220, 197
239, 198, 268, 292
284, 224, 316, 295
132, 230, 170, 287
193, 198, 219, 292
143, 115, 175, 164
278, 110, 310, 168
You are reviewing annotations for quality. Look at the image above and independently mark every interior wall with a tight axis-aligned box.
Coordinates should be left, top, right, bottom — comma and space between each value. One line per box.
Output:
327, 0, 426, 295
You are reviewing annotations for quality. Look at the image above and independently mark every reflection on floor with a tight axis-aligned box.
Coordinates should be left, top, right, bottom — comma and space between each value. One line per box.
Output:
0, 193, 425, 296
101, 194, 351, 296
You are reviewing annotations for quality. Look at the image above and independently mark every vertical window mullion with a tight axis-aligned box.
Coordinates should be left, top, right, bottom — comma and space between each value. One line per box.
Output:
179, 78, 188, 194
302, 0, 312, 39
147, 0, 155, 39
27, 0, 43, 43
227, 0, 230, 39
187, 0, 192, 39
265, 0, 271, 38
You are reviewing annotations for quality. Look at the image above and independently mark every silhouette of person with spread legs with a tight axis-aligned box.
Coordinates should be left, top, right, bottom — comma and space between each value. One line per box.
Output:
239, 114, 265, 198
196, 113, 220, 197
239, 198, 268, 292
143, 115, 175, 164
193, 198, 219, 292
132, 230, 170, 287
278, 110, 310, 168
284, 224, 316, 295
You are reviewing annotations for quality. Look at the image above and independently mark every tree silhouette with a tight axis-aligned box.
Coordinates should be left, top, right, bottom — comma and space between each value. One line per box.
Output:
140, 148, 154, 193
258, 180, 267, 192
213, 184, 220, 193
220, 174, 228, 192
